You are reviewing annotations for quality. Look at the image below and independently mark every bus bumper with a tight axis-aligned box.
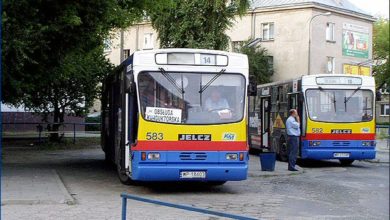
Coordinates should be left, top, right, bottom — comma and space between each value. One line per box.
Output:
301, 140, 376, 160
130, 151, 248, 181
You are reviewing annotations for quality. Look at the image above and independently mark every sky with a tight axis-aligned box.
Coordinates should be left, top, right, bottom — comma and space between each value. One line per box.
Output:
349, 0, 389, 18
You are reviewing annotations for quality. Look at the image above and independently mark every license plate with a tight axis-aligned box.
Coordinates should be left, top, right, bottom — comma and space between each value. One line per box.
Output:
180, 171, 206, 179
333, 153, 350, 158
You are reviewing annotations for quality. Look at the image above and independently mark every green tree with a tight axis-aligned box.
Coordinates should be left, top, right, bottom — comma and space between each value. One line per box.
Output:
149, 0, 249, 50
373, 18, 389, 88
239, 41, 273, 84
2, 0, 160, 140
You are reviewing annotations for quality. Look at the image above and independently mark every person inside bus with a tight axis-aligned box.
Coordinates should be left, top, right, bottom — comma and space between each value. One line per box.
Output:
204, 89, 232, 119
286, 109, 300, 171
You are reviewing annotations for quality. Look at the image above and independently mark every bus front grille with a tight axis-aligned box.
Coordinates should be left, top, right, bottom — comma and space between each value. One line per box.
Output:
179, 152, 207, 160
332, 141, 351, 147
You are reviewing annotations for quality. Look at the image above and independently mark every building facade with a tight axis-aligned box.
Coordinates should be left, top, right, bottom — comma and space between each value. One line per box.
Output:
105, 0, 375, 83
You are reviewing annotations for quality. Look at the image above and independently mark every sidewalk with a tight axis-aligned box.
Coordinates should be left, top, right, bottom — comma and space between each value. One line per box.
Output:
248, 154, 304, 177
1, 167, 75, 205
366, 139, 390, 163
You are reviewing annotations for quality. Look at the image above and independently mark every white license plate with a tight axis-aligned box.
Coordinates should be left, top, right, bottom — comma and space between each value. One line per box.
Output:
180, 171, 206, 179
333, 153, 350, 158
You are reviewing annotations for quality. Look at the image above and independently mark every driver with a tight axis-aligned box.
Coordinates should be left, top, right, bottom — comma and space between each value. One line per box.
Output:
205, 89, 230, 112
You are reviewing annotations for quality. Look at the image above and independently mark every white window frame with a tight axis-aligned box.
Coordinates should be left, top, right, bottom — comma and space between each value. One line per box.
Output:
326, 22, 335, 42
380, 104, 389, 116
143, 33, 154, 50
327, 56, 335, 74
262, 23, 274, 41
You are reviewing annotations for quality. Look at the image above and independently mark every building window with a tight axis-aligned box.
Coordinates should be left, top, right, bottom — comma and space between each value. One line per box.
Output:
123, 49, 131, 60
327, 57, 335, 73
262, 23, 274, 40
267, 56, 274, 74
231, 41, 243, 52
381, 104, 389, 116
143, 33, 154, 49
326, 22, 335, 42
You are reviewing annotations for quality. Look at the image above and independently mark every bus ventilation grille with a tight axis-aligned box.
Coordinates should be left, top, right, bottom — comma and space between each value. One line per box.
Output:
332, 141, 351, 147
179, 152, 207, 160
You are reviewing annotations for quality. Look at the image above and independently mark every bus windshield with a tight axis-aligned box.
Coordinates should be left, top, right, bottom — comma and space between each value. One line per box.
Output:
306, 89, 373, 123
138, 71, 245, 124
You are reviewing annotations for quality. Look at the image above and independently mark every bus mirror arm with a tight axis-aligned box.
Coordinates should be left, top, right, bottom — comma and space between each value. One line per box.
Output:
125, 74, 135, 94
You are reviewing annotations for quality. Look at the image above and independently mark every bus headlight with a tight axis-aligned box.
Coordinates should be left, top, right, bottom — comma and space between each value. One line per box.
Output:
362, 141, 375, 147
147, 152, 160, 160
226, 153, 238, 160
309, 141, 321, 146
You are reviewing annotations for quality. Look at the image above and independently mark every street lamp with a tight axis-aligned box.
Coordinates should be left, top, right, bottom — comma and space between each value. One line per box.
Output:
307, 12, 331, 75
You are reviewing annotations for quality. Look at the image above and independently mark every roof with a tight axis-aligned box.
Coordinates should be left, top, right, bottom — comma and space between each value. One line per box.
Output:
250, 0, 374, 19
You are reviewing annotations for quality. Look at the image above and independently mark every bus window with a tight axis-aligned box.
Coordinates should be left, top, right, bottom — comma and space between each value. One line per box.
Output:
306, 89, 373, 123
138, 72, 245, 124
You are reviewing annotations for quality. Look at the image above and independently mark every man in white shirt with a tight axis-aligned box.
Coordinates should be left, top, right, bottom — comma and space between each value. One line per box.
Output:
205, 89, 229, 112
286, 109, 301, 171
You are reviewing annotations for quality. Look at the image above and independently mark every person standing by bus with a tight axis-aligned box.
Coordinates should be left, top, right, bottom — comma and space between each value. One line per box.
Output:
286, 109, 300, 171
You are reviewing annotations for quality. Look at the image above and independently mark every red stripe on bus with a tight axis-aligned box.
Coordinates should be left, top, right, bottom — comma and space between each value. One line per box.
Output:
132, 141, 248, 151
303, 133, 375, 140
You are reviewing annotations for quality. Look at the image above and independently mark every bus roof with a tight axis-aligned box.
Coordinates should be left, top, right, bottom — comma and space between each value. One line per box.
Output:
257, 74, 375, 88
128, 48, 248, 69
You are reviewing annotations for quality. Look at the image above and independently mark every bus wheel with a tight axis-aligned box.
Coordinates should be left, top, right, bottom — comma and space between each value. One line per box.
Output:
117, 165, 134, 185
339, 159, 354, 166
278, 137, 288, 162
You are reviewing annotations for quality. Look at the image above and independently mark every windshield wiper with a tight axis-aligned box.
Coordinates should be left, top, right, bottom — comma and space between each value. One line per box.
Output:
158, 67, 184, 95
319, 87, 336, 112
344, 87, 361, 104
344, 86, 361, 112
198, 69, 226, 93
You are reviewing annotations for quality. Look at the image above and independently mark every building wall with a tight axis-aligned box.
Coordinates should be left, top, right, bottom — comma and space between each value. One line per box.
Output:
310, 9, 373, 78
376, 93, 390, 124
227, 8, 313, 81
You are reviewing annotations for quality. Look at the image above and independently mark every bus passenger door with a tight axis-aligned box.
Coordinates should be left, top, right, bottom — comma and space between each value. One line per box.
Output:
260, 97, 271, 149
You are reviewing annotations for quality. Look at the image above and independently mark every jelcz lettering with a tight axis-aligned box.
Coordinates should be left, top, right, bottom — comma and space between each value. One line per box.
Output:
178, 134, 211, 141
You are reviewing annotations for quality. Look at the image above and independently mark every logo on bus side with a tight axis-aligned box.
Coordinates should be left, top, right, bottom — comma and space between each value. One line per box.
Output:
178, 134, 211, 141
331, 129, 352, 134
222, 132, 236, 141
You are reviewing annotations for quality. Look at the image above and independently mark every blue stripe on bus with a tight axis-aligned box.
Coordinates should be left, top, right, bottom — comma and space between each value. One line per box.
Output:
301, 140, 376, 160
130, 151, 248, 181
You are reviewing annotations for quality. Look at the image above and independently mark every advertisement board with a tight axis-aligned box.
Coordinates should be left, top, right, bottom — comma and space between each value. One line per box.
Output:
342, 23, 370, 59
343, 64, 371, 76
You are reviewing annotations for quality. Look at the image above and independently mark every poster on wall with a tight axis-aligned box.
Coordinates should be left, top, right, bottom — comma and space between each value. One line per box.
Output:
342, 23, 369, 59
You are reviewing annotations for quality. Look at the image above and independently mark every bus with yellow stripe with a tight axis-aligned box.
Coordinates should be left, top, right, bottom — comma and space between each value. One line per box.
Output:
249, 74, 376, 165
102, 49, 254, 184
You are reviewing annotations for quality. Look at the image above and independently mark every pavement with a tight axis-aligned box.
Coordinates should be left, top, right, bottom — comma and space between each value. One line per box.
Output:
248, 154, 304, 177
366, 139, 390, 163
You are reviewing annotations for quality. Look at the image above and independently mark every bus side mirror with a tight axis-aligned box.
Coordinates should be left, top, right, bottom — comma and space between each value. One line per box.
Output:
248, 75, 257, 96
376, 91, 382, 101
125, 74, 135, 94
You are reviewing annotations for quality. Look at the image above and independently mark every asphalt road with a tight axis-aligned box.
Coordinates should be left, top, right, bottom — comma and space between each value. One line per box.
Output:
2, 143, 389, 220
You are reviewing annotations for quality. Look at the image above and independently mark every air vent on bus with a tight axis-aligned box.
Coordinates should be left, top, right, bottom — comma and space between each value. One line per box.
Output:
332, 141, 351, 147
179, 152, 207, 160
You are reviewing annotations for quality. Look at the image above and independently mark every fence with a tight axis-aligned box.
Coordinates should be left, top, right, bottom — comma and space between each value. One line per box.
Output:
120, 193, 258, 220
2, 122, 101, 143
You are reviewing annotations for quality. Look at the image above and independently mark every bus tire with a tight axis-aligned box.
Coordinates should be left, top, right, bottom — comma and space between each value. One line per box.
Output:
117, 164, 134, 185
339, 159, 354, 166
278, 137, 288, 162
